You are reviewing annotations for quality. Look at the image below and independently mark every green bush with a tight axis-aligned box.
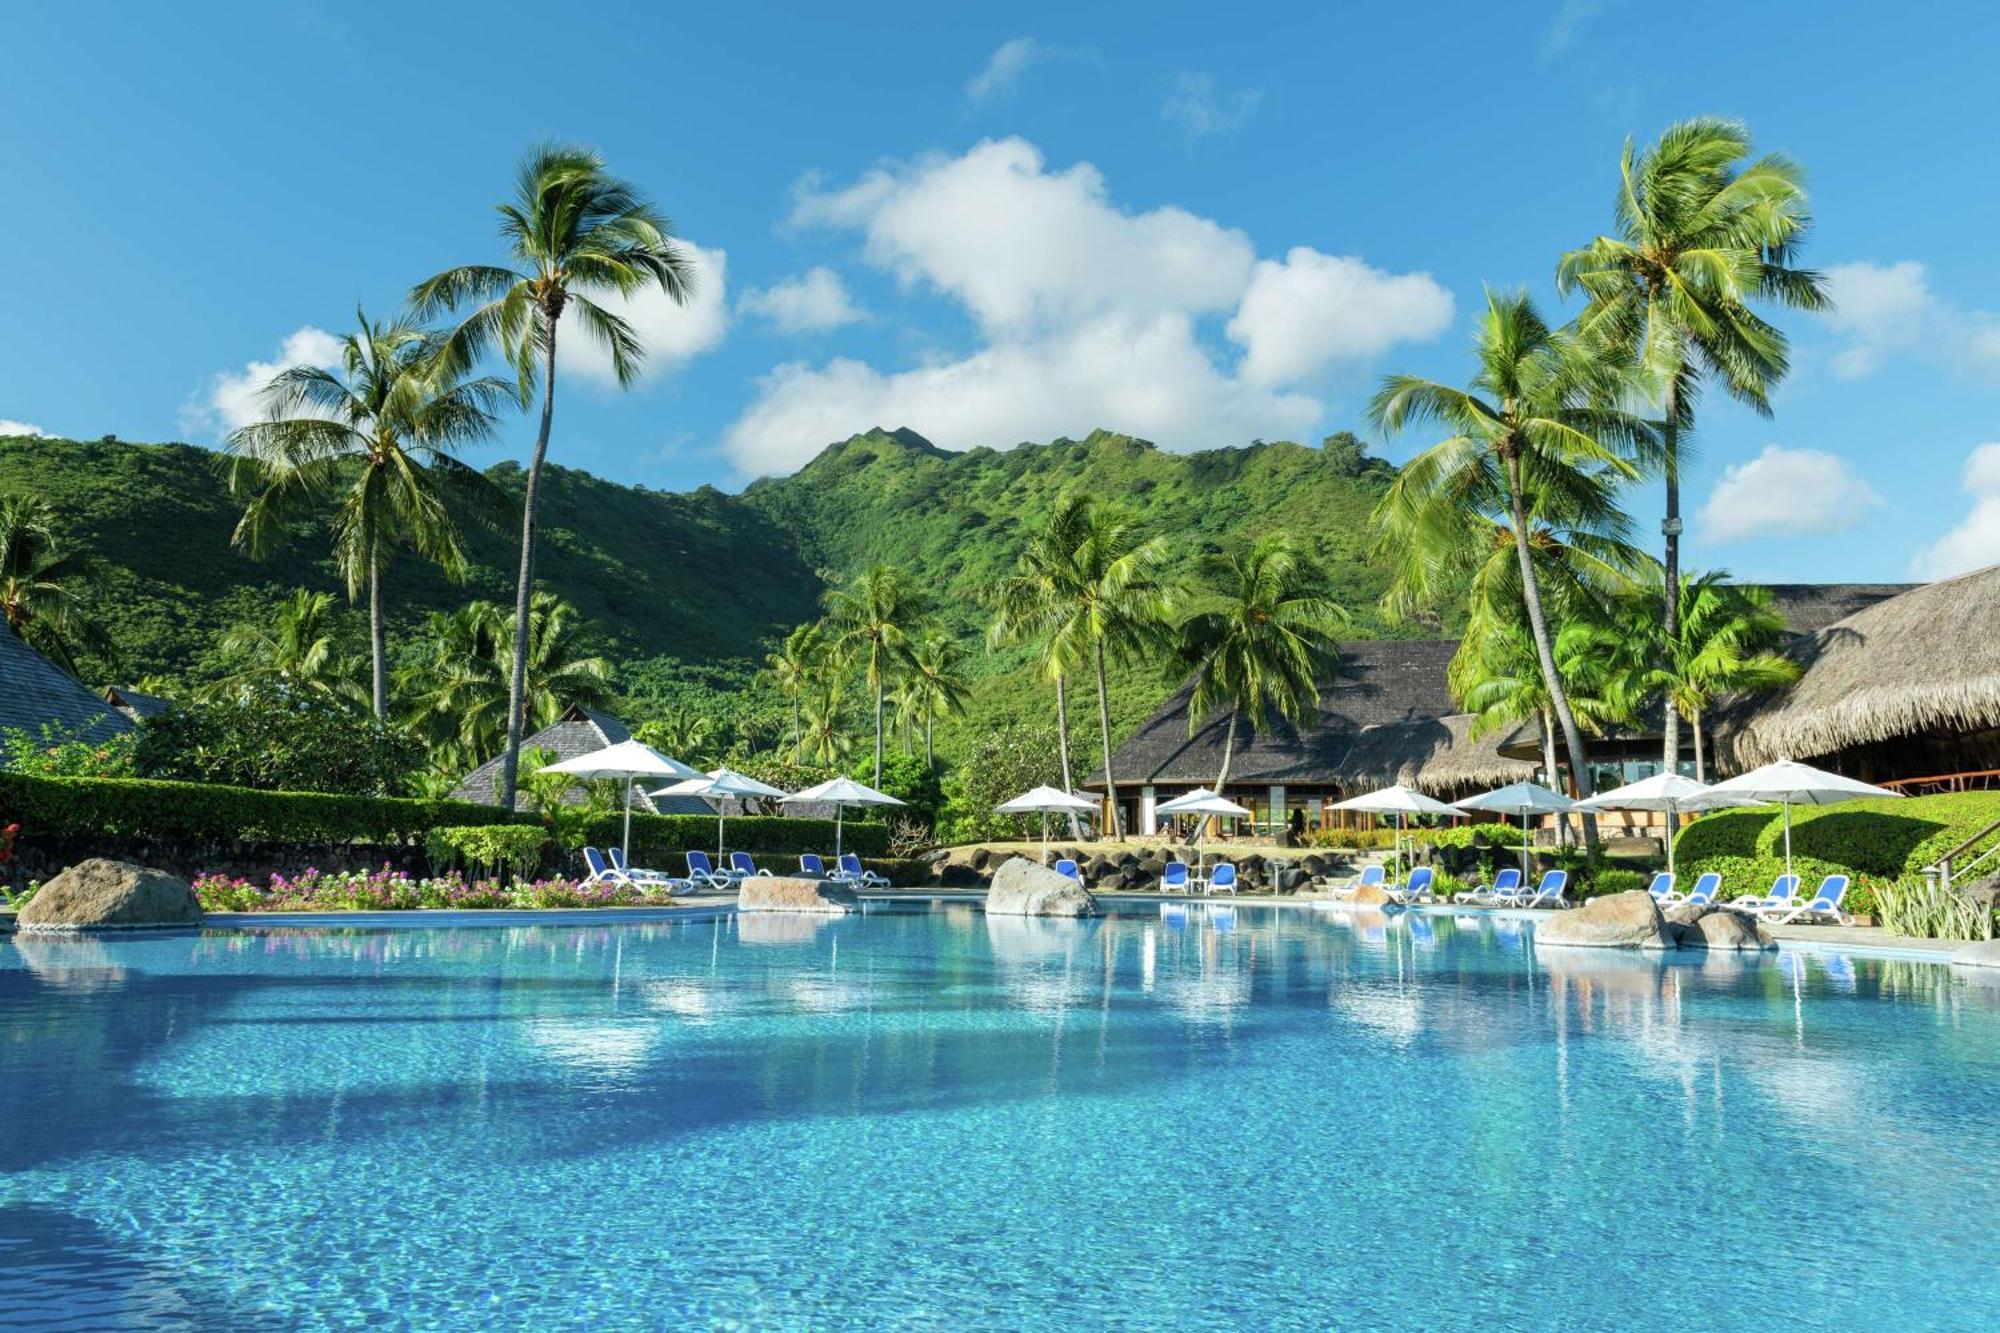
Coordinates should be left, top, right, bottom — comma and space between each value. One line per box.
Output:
1875, 877, 1995, 939
1674, 792, 2000, 880
0, 772, 515, 843
1589, 869, 1649, 898
135, 686, 420, 796
425, 824, 548, 881
1422, 823, 1529, 849
1, 720, 138, 778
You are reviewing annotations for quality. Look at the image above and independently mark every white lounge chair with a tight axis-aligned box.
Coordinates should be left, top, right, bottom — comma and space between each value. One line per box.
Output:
1331, 864, 1386, 901
1454, 866, 1520, 905
608, 847, 688, 889
1510, 869, 1569, 909
1762, 875, 1851, 925
839, 853, 891, 888
1389, 866, 1435, 905
1728, 874, 1799, 916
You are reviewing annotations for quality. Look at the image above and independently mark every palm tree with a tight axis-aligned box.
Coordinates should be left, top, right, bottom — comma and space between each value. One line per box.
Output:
989, 497, 1095, 835
762, 621, 828, 762
1563, 571, 1798, 782
1178, 535, 1345, 793
799, 678, 851, 766
0, 494, 106, 674
223, 311, 508, 717
411, 143, 696, 808
901, 631, 970, 770
1370, 290, 1651, 806
824, 565, 928, 784
636, 705, 716, 761
206, 589, 364, 704
403, 594, 611, 765
1558, 117, 1826, 770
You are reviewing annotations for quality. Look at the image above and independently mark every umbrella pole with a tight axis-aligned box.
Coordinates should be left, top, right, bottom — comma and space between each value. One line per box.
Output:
1520, 809, 1529, 879
717, 810, 725, 860
1041, 810, 1049, 866
622, 778, 634, 862
1784, 802, 1793, 878
836, 805, 844, 861
1666, 801, 1676, 878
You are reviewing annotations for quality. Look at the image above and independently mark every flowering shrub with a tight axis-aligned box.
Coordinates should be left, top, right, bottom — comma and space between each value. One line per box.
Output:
192, 863, 677, 913
1, 722, 138, 778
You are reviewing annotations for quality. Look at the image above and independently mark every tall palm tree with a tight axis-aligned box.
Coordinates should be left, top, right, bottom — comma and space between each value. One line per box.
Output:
403, 594, 611, 765
0, 493, 106, 674
223, 311, 508, 717
989, 497, 1095, 834
762, 620, 828, 762
901, 631, 970, 770
636, 705, 716, 761
1370, 290, 1651, 806
1178, 535, 1345, 794
823, 565, 928, 784
411, 143, 696, 807
206, 589, 364, 704
1562, 571, 1798, 782
799, 677, 851, 766
1558, 117, 1826, 770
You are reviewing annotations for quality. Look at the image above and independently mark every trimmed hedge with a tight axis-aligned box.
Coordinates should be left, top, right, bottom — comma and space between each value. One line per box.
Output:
575, 811, 887, 867
0, 773, 516, 844
1674, 792, 2000, 880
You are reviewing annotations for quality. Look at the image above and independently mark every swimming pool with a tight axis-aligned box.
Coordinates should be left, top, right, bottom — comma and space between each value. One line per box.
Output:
3, 902, 1997, 1330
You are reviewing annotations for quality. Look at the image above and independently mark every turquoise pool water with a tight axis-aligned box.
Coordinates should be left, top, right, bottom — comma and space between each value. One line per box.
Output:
3, 902, 1997, 1330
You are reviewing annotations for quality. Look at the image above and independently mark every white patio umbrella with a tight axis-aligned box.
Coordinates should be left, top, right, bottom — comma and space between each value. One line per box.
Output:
1570, 772, 1762, 876
781, 776, 904, 860
1705, 759, 1903, 878
1453, 781, 1576, 877
995, 785, 1099, 864
542, 739, 702, 862
1155, 787, 1254, 879
1329, 785, 1461, 875
650, 767, 790, 859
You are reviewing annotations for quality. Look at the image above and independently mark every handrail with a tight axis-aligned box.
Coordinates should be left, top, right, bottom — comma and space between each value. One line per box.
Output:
1931, 815, 2000, 870
1884, 768, 2000, 794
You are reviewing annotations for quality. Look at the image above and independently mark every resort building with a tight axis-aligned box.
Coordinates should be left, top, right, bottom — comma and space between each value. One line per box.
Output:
1092, 579, 1944, 836
0, 630, 133, 760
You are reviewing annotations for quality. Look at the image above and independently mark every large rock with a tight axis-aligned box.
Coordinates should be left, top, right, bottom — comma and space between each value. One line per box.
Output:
936, 861, 987, 889
1687, 908, 1777, 951
1349, 881, 1396, 908
738, 875, 861, 914
16, 859, 203, 932
1534, 890, 1674, 950
985, 857, 1099, 917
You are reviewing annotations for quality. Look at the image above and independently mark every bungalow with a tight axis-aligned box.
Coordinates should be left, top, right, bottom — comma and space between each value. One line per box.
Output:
0, 629, 132, 762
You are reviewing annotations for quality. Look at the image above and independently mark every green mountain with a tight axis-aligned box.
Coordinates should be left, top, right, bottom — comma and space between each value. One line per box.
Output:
0, 426, 1412, 758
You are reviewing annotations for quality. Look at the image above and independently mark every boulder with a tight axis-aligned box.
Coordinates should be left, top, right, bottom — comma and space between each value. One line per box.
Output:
1533, 889, 1674, 950
16, 859, 202, 932
985, 857, 1099, 917
1954, 939, 2000, 969
1349, 882, 1397, 908
969, 848, 994, 873
1115, 851, 1140, 869
1097, 870, 1132, 892
1276, 867, 1308, 894
1690, 909, 1777, 951
1662, 903, 1706, 928
937, 862, 986, 889
1301, 854, 1328, 878
738, 875, 861, 914
1087, 855, 1116, 881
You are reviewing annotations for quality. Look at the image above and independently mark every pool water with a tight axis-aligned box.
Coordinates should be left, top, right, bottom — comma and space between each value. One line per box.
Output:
3, 903, 1997, 1330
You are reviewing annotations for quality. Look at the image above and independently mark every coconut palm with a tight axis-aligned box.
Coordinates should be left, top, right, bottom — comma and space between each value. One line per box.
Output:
206, 589, 364, 704
1561, 571, 1798, 782
1558, 117, 1826, 770
799, 678, 851, 766
762, 620, 829, 762
223, 312, 508, 717
404, 594, 611, 765
1178, 535, 1345, 793
636, 705, 716, 762
1370, 290, 1652, 806
411, 143, 696, 807
988, 497, 1095, 835
0, 493, 107, 674
901, 631, 970, 770
823, 565, 928, 784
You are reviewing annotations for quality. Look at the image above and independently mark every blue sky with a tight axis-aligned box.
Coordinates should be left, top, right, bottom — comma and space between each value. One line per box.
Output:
3, 1, 1997, 583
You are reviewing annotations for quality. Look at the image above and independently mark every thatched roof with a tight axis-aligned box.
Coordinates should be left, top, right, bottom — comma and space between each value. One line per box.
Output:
1716, 565, 2000, 769
1762, 582, 1917, 637
0, 631, 132, 751
1338, 713, 1535, 794
450, 707, 712, 814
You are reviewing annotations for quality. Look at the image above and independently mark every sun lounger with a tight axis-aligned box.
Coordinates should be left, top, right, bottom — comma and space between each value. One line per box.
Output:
1646, 872, 1676, 904
1161, 861, 1192, 893
1389, 866, 1434, 905
1453, 866, 1521, 905
1054, 858, 1083, 882
1762, 875, 1850, 925
582, 847, 621, 886
729, 851, 773, 878
609, 847, 688, 889
1678, 872, 1721, 908
1510, 869, 1569, 909
801, 853, 861, 881
1207, 863, 1238, 896
684, 851, 737, 891
1331, 864, 1386, 902
838, 853, 891, 888
1728, 874, 1800, 915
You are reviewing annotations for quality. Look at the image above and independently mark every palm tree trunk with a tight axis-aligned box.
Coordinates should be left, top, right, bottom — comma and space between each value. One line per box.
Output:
1661, 380, 1682, 775
1540, 709, 1565, 848
1055, 671, 1082, 840
925, 701, 935, 771
791, 696, 802, 763
1506, 455, 1598, 841
367, 554, 386, 719
498, 320, 559, 811
872, 659, 885, 786
1092, 639, 1123, 840
1691, 706, 1706, 784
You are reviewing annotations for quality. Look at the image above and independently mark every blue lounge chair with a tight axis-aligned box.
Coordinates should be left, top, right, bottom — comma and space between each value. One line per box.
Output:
1334, 864, 1386, 901
684, 851, 736, 890
1389, 866, 1434, 905
582, 847, 619, 886
1453, 866, 1520, 905
1764, 874, 1850, 925
1680, 872, 1722, 907
1161, 861, 1192, 893
729, 851, 773, 879
801, 853, 859, 882
1054, 858, 1083, 882
1208, 863, 1238, 896
838, 853, 891, 888
609, 847, 687, 889
1729, 874, 1800, 915
1511, 869, 1569, 909
1646, 872, 1676, 904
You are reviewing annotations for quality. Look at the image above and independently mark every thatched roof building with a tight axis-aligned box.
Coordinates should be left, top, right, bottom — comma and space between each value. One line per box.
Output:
0, 631, 132, 755
1715, 565, 2000, 780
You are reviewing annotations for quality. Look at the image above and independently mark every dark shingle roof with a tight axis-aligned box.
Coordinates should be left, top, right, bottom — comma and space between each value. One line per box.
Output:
103, 686, 172, 721
449, 706, 712, 814
0, 630, 134, 752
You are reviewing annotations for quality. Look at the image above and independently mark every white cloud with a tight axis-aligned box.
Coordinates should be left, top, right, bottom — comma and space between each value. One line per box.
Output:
1911, 442, 2000, 579
0, 419, 49, 437
729, 138, 1449, 475
554, 239, 729, 386
1228, 248, 1454, 386
188, 326, 346, 436
1822, 260, 1933, 379
1698, 444, 1884, 544
1161, 72, 1263, 138
740, 267, 864, 334
965, 38, 1048, 103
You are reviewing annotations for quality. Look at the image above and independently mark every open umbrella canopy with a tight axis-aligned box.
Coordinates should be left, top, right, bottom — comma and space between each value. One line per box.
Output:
1453, 781, 1575, 815
649, 768, 792, 861
1331, 785, 1460, 817
782, 777, 904, 860
995, 786, 1098, 814
1155, 787, 1253, 818
1706, 759, 1902, 877
1572, 772, 1761, 875
541, 740, 701, 782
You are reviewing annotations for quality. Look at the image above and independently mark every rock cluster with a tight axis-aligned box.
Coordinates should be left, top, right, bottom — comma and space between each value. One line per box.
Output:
738, 875, 862, 914
985, 857, 1099, 917
15, 859, 204, 932
1537, 890, 1776, 951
